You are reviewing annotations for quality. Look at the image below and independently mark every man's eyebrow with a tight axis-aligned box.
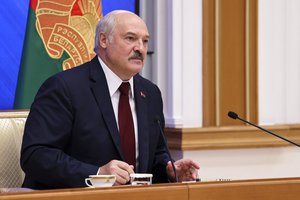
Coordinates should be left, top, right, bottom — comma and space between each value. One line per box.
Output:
124, 31, 150, 39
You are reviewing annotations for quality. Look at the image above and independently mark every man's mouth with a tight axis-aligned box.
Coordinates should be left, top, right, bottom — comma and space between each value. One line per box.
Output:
129, 58, 143, 62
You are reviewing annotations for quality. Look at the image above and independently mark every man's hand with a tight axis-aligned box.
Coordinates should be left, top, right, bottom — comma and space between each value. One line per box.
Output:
98, 160, 134, 185
166, 158, 200, 182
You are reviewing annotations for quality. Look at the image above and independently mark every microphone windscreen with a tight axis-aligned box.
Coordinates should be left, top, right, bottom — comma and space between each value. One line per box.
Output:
228, 111, 238, 119
154, 115, 160, 123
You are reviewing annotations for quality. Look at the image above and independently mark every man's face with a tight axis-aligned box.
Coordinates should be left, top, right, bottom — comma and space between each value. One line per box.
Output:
100, 12, 150, 81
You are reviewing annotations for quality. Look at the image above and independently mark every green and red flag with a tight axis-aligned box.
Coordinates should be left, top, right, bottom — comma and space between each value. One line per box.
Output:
14, 0, 102, 109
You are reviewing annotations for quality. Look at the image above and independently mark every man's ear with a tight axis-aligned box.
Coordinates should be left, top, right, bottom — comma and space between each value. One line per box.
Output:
99, 32, 108, 48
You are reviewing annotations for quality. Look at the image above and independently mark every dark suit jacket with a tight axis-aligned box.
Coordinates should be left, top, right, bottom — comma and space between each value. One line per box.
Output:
21, 57, 169, 189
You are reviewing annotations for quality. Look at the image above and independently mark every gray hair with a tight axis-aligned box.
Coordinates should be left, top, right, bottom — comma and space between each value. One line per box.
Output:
94, 10, 130, 54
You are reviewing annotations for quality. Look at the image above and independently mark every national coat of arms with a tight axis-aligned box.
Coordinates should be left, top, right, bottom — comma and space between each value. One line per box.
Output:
35, 0, 102, 70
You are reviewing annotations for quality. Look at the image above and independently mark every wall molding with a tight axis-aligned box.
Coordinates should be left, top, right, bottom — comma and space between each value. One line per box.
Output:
203, 0, 258, 126
165, 124, 300, 150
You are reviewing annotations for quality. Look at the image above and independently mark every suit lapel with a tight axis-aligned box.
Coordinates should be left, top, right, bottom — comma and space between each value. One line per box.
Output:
88, 58, 150, 171
134, 76, 149, 173
89, 57, 124, 160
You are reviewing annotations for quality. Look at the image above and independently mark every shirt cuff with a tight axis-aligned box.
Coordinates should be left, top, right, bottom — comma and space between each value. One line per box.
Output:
96, 167, 101, 175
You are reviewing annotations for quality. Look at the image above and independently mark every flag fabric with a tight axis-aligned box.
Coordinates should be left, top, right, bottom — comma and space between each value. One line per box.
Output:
14, 0, 102, 109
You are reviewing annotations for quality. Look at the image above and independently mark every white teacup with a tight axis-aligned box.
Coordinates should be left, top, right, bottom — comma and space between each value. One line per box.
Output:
130, 173, 153, 185
85, 175, 116, 188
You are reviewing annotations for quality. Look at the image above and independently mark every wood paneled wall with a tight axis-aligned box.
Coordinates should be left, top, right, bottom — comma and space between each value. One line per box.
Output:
166, 0, 264, 150
203, 0, 258, 126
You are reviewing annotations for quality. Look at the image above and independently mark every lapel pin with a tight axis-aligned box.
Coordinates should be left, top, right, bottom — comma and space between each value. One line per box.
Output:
140, 91, 146, 98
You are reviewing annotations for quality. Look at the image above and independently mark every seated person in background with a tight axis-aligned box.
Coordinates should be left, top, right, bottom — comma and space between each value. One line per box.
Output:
21, 10, 199, 190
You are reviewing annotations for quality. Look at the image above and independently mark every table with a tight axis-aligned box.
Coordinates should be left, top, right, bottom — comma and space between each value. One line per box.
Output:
1, 177, 300, 200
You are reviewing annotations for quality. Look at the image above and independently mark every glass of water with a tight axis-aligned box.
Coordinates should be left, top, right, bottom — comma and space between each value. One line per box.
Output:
130, 173, 153, 185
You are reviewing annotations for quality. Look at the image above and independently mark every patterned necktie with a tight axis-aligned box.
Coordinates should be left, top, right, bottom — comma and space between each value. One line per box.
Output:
118, 82, 136, 166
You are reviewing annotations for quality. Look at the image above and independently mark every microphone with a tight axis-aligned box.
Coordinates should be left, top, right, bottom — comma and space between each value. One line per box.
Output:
155, 116, 179, 182
228, 111, 300, 147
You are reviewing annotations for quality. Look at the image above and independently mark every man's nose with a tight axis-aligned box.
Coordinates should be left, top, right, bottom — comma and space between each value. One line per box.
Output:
133, 39, 146, 52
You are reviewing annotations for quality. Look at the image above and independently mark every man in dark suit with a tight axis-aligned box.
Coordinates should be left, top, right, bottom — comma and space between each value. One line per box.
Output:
21, 10, 199, 189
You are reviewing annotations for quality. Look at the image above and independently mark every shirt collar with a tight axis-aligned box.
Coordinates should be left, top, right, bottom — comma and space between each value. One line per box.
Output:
98, 56, 134, 98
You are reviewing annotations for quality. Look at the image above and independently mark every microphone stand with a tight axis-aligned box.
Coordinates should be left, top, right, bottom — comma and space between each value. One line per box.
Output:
228, 111, 300, 148
155, 117, 179, 182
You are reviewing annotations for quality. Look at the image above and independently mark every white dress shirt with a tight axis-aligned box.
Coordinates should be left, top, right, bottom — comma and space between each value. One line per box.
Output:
97, 56, 139, 166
